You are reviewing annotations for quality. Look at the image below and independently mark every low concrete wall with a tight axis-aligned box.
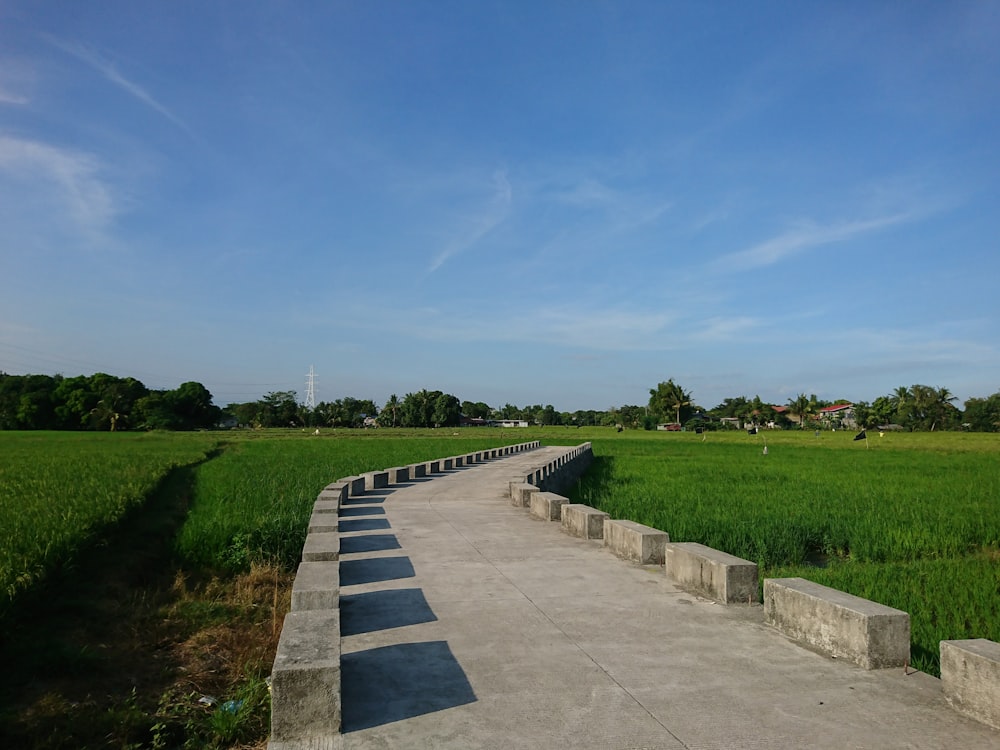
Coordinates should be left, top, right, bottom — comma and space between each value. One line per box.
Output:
509, 482, 539, 508
763, 577, 910, 669
561, 504, 609, 540
603, 519, 668, 565
941, 639, 1000, 730
307, 511, 339, 534
344, 475, 366, 497
665, 542, 758, 604
291, 561, 340, 611
270, 609, 341, 741
302, 531, 339, 562
529, 491, 568, 521
364, 470, 389, 490
408, 462, 427, 478
387, 466, 409, 483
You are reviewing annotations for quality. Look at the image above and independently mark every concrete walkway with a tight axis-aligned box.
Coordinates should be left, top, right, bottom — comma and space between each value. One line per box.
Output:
334, 447, 998, 749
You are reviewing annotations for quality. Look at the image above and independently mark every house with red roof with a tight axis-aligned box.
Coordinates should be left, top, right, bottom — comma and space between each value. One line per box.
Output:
818, 403, 856, 428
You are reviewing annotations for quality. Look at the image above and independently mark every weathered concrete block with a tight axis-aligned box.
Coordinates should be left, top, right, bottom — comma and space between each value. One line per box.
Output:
441, 457, 454, 470
312, 499, 339, 514
408, 462, 427, 478
764, 578, 910, 669
427, 460, 441, 474
343, 475, 366, 497
364, 471, 389, 490
453, 455, 464, 467
270, 608, 341, 740
291, 561, 340, 611
388, 466, 410, 483
308, 511, 339, 534
509, 482, 539, 508
561, 504, 609, 540
941, 639, 1000, 730
302, 531, 339, 562
665, 542, 758, 604
603, 519, 668, 564
529, 491, 568, 521
318, 484, 347, 506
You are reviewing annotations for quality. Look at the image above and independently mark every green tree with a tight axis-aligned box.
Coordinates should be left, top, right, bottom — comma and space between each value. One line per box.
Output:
381, 394, 401, 427
963, 393, 1000, 432
786, 393, 816, 429
649, 379, 692, 425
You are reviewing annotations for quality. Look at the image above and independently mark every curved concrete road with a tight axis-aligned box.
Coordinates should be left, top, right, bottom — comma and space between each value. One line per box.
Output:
329, 447, 997, 749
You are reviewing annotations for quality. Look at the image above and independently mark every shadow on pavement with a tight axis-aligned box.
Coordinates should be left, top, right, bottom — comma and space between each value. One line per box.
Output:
341, 641, 476, 731
339, 556, 415, 586
340, 588, 438, 636
339, 505, 386, 517
339, 533, 401, 554
339, 518, 391, 532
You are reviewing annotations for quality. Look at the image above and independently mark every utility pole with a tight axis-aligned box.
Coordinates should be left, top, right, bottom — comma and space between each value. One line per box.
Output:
305, 365, 316, 410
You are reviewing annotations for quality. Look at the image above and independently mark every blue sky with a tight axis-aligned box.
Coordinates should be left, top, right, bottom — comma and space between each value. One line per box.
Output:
2, 2, 998, 412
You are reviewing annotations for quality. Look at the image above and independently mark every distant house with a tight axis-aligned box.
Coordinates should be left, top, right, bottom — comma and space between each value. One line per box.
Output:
819, 403, 856, 428
460, 416, 490, 427
656, 423, 682, 431
497, 419, 529, 428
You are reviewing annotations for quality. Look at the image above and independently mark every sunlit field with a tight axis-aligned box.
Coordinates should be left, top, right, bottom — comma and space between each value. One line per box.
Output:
2, 426, 997, 676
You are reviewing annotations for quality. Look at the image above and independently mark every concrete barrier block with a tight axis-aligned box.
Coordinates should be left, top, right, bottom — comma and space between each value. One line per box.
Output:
603, 519, 668, 564
441, 457, 454, 470
665, 542, 758, 604
561, 504, 609, 540
291, 561, 340, 611
270, 609, 341, 740
509, 482, 539, 508
343, 476, 366, 497
308, 511, 339, 534
764, 578, 910, 669
529, 491, 568, 521
453, 455, 464, 467
941, 639, 1000, 730
302, 532, 339, 562
318, 484, 347, 506
388, 466, 410, 483
364, 471, 389, 490
427, 460, 441, 474
312, 499, 339, 514
408, 462, 427, 478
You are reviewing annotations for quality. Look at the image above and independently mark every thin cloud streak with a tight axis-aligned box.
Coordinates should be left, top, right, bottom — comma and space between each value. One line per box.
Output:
428, 169, 511, 273
712, 212, 914, 273
44, 36, 194, 137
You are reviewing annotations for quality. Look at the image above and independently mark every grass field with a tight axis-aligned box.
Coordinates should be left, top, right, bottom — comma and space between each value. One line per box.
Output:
2, 426, 997, 694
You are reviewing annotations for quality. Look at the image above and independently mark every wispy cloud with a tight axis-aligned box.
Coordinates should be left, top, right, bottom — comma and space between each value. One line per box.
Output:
428, 169, 511, 273
44, 36, 193, 137
711, 212, 913, 273
0, 135, 117, 234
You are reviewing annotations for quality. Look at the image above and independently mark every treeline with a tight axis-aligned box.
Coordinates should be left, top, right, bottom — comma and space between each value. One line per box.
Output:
0, 373, 219, 431
4, 371, 998, 433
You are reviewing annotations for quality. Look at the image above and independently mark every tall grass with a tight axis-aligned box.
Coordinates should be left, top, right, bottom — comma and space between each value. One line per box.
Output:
0, 431, 217, 611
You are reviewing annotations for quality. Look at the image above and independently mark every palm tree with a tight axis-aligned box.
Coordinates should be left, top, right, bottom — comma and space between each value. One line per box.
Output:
384, 394, 400, 427
786, 393, 815, 429
650, 379, 692, 426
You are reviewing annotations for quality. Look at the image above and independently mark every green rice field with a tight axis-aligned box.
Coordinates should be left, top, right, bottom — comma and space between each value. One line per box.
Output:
2, 426, 997, 676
